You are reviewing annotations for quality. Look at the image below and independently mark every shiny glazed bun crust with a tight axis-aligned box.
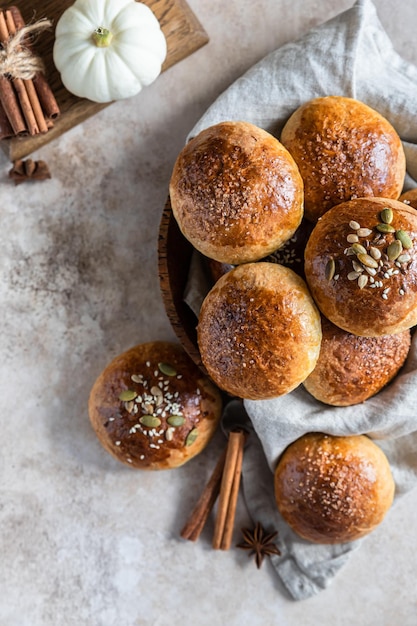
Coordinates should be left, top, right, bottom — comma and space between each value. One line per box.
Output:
400, 188, 417, 210
274, 433, 395, 544
304, 197, 417, 336
303, 317, 411, 406
88, 342, 222, 470
280, 96, 406, 222
197, 262, 322, 400
169, 121, 304, 264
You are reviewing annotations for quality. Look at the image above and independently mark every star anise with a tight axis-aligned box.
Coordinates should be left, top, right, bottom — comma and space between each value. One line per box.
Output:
9, 159, 51, 185
237, 521, 281, 569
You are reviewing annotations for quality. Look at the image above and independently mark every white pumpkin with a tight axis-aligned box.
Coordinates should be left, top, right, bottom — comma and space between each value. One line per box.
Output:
53, 0, 167, 103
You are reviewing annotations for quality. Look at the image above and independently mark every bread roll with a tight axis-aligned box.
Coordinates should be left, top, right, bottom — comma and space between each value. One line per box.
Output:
88, 341, 222, 470
304, 197, 417, 336
170, 121, 304, 264
205, 218, 314, 285
197, 262, 322, 400
303, 316, 411, 406
400, 188, 417, 210
281, 96, 406, 222
274, 433, 395, 544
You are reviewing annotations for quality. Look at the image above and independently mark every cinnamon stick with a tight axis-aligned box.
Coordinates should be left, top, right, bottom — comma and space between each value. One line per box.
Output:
0, 9, 38, 134
220, 434, 245, 550
180, 447, 227, 542
212, 430, 246, 550
5, 8, 48, 133
9, 6, 60, 121
0, 100, 14, 138
0, 74, 25, 134
0, 8, 26, 136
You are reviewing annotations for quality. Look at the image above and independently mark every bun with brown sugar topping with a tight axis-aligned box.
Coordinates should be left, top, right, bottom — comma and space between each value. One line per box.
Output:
274, 433, 395, 544
281, 96, 406, 222
197, 262, 322, 400
170, 121, 304, 264
303, 316, 411, 406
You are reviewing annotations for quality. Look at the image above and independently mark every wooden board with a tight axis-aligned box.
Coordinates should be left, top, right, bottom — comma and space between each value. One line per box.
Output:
1, 0, 208, 161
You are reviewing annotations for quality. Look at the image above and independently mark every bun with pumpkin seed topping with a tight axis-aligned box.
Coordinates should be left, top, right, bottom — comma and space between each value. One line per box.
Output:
304, 197, 417, 336
88, 341, 222, 470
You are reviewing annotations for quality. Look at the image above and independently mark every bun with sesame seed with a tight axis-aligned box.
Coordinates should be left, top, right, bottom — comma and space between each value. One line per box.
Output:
304, 197, 417, 337
88, 341, 222, 470
169, 120, 304, 265
280, 96, 406, 222
197, 262, 322, 400
274, 433, 395, 544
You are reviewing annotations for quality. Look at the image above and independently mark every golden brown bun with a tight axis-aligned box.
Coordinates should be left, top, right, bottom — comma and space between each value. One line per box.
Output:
204, 218, 315, 292
303, 317, 411, 406
281, 96, 406, 222
169, 121, 304, 264
274, 433, 395, 544
88, 341, 222, 470
304, 197, 417, 336
197, 262, 322, 400
400, 188, 417, 210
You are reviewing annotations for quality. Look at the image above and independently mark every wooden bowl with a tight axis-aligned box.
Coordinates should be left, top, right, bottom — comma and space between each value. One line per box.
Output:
158, 197, 203, 367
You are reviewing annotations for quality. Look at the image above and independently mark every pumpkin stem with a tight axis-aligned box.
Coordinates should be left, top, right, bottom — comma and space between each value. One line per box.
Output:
92, 27, 113, 48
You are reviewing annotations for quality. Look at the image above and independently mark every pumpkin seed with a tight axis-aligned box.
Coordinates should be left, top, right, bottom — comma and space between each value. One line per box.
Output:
376, 223, 395, 233
119, 389, 137, 402
395, 230, 413, 249
167, 415, 185, 427
357, 253, 379, 268
140, 415, 161, 428
352, 243, 367, 255
325, 258, 335, 281
387, 240, 403, 261
380, 208, 393, 224
158, 362, 177, 376
185, 428, 198, 446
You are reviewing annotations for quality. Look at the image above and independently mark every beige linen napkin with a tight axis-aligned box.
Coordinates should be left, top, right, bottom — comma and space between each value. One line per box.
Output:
184, 0, 417, 600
